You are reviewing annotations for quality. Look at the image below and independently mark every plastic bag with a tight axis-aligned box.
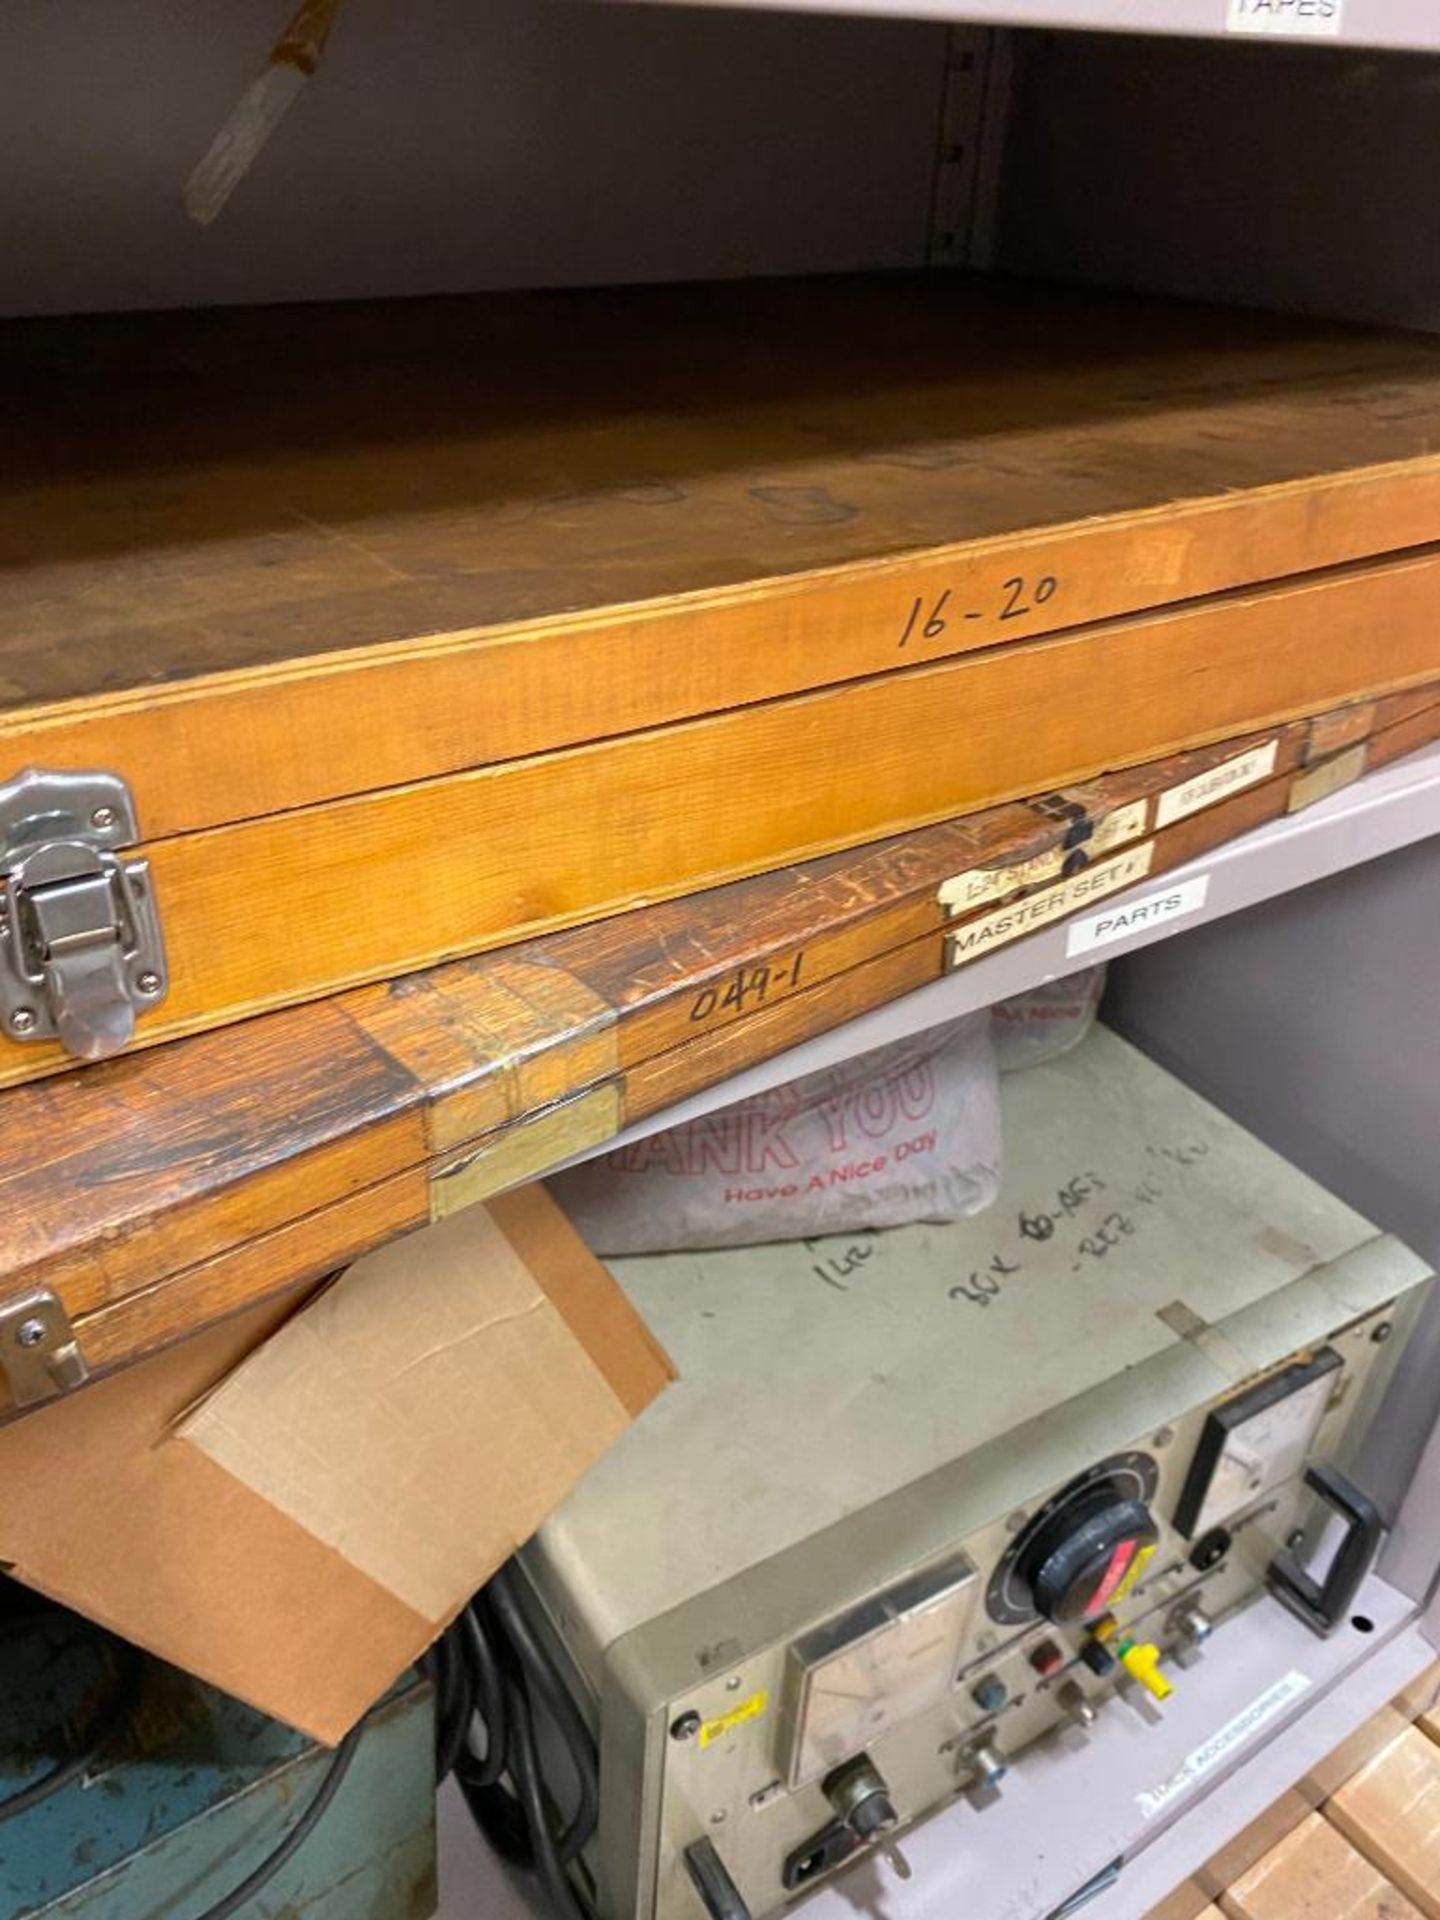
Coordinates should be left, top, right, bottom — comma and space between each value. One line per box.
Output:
991, 965, 1106, 1072
551, 1011, 1001, 1254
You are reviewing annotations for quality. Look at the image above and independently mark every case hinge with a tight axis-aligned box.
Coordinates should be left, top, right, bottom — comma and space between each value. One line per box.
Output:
0, 768, 167, 1060
0, 1288, 90, 1407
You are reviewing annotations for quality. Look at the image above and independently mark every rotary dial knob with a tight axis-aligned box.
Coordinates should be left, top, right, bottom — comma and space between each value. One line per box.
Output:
987, 1453, 1160, 1627
1021, 1483, 1158, 1624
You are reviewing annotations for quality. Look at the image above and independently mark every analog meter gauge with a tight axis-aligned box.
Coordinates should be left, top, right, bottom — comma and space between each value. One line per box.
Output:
1174, 1349, 1344, 1541
783, 1553, 978, 1787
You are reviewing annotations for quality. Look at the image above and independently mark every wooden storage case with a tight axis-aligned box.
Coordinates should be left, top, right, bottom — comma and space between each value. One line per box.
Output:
3, 684, 1437, 1416
7, 276, 1440, 1083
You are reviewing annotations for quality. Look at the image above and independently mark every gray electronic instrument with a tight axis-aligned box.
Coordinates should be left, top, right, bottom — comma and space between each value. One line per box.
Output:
519, 1029, 1430, 1920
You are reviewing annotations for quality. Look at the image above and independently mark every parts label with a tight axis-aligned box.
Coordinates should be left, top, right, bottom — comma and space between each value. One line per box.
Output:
1065, 873, 1210, 957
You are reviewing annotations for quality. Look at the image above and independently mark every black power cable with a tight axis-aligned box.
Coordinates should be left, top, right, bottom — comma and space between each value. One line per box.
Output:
431, 1571, 602, 1920
488, 1566, 599, 1864
0, 1630, 142, 1825
459, 1601, 508, 1787
187, 1720, 365, 1920
506, 1664, 594, 1920
2, 1609, 365, 1920
3, 1566, 595, 1920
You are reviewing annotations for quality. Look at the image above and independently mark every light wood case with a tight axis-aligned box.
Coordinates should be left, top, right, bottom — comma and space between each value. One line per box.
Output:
7, 277, 1440, 1079
2, 686, 1436, 1412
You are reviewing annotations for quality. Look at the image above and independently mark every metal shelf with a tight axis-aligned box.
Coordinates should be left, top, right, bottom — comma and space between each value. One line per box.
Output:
563, 739, 1440, 1169
641, 0, 1440, 55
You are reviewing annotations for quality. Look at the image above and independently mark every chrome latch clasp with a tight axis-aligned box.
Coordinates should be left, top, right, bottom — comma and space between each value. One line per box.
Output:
0, 768, 166, 1061
0, 1288, 89, 1407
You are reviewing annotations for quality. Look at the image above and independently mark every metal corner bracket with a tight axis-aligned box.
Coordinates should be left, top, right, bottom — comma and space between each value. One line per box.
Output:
0, 1288, 89, 1407
0, 767, 167, 1061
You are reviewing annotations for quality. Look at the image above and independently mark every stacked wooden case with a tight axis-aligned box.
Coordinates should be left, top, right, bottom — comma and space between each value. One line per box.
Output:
7, 271, 1440, 1410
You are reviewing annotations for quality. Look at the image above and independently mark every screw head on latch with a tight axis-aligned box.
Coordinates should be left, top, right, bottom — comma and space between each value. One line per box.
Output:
89, 806, 118, 830
15, 1318, 47, 1349
9, 1008, 36, 1035
136, 972, 162, 996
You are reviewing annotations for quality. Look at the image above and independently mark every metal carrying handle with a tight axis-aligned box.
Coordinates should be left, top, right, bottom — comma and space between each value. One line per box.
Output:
1266, 1462, 1383, 1637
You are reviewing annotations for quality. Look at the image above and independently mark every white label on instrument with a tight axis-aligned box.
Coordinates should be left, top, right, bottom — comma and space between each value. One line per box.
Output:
946, 843, 1154, 963
1155, 741, 1278, 829
1066, 873, 1210, 957
1225, 0, 1342, 36
939, 800, 1150, 915
1138, 1671, 1312, 1819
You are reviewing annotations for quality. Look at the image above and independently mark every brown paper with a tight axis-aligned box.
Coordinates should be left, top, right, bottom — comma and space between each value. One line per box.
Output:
178, 1200, 639, 1619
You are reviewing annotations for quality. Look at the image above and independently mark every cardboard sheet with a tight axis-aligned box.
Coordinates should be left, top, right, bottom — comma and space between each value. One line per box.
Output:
0, 1185, 672, 1740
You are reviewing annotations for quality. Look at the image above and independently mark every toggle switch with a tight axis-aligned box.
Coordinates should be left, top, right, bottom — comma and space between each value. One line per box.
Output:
962, 1737, 1009, 1794
1117, 1637, 1172, 1701
1057, 1679, 1097, 1729
1173, 1600, 1214, 1650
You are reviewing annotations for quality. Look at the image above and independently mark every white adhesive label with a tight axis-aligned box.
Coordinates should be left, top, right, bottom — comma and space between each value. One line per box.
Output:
1138, 1671, 1312, 1819
941, 845, 1067, 915
946, 842, 1154, 964
1226, 0, 1342, 35
1066, 873, 1210, 957
1094, 798, 1150, 854
939, 800, 1150, 915
1155, 741, 1278, 830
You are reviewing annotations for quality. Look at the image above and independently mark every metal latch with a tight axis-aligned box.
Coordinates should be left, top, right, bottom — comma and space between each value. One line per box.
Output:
0, 1288, 90, 1407
0, 768, 167, 1060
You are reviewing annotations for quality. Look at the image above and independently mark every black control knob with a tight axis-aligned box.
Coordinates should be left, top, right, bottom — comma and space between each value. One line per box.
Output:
1016, 1483, 1158, 1626
987, 1453, 1161, 1628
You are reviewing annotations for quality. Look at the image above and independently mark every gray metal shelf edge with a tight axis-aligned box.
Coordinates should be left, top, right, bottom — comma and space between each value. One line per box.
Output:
559, 737, 1440, 1169
625, 0, 1440, 54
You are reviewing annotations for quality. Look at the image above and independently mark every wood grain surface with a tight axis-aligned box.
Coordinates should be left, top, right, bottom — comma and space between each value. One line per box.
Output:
6, 277, 1440, 832
1219, 1813, 1424, 1920
1327, 1729, 1440, 1919
7, 548, 1440, 1090
1147, 1665, 1440, 1920
3, 689, 1436, 1408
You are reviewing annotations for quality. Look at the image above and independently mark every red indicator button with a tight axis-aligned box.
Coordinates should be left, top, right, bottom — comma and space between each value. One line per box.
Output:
1029, 1640, 1065, 1679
